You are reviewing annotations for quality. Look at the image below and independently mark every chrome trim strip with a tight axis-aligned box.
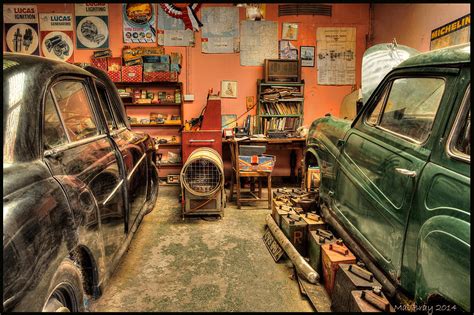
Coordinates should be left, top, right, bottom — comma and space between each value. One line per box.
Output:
44, 134, 108, 157
446, 85, 470, 163
110, 127, 127, 137
103, 179, 124, 205
127, 153, 147, 181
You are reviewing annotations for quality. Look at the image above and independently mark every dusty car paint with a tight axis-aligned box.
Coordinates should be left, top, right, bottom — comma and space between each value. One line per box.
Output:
3, 54, 159, 311
305, 44, 470, 311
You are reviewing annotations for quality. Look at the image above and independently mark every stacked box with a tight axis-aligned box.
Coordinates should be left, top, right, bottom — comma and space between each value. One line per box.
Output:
143, 71, 178, 82
144, 63, 170, 72
91, 57, 107, 71
160, 54, 170, 63
122, 65, 143, 82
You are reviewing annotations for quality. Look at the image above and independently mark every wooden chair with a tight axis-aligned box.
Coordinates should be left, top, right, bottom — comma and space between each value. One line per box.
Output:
228, 140, 272, 209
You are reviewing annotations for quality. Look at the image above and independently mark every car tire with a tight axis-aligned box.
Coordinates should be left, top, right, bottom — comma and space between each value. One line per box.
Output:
43, 259, 85, 312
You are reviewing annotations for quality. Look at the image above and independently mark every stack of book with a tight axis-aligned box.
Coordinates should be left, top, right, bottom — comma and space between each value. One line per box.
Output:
262, 117, 301, 133
261, 102, 300, 115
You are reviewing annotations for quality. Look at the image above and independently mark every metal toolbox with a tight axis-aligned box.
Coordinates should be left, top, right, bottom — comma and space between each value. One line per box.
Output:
308, 229, 337, 275
331, 264, 382, 312
349, 288, 394, 312
280, 213, 308, 256
302, 212, 326, 232
321, 242, 356, 296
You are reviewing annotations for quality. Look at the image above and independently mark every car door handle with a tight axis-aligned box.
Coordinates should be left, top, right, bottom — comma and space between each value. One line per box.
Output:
395, 168, 417, 178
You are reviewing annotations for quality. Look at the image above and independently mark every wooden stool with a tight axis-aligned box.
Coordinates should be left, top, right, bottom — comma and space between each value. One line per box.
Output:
228, 140, 272, 209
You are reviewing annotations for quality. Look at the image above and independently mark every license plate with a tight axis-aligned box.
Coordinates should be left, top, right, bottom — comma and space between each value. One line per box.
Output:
262, 226, 284, 262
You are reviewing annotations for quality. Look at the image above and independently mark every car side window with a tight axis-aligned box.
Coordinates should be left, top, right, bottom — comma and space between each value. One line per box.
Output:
451, 86, 470, 158
43, 91, 69, 149
97, 84, 126, 129
52, 81, 99, 142
96, 83, 116, 131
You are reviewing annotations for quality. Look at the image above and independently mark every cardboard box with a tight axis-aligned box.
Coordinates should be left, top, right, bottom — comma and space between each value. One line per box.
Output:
91, 57, 107, 71
239, 155, 276, 172
107, 57, 122, 71
144, 62, 169, 72
142, 56, 161, 63
122, 65, 143, 82
143, 71, 178, 82
141, 46, 165, 56
107, 70, 121, 82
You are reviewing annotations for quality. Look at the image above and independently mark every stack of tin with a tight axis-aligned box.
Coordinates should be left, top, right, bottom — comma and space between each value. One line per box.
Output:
270, 187, 394, 312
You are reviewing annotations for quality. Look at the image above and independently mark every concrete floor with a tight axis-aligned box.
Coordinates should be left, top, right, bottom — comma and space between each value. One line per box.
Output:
90, 186, 314, 312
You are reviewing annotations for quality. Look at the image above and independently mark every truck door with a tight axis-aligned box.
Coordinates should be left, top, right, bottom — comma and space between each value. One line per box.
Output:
333, 71, 452, 280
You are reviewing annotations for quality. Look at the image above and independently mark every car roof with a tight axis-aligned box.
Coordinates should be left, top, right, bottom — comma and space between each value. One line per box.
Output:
3, 53, 95, 163
397, 43, 470, 69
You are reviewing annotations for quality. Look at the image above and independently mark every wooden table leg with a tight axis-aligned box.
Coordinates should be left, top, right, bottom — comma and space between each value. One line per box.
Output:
267, 174, 272, 209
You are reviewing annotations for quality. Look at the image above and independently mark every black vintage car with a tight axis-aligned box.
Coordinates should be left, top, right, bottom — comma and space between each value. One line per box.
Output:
3, 53, 159, 312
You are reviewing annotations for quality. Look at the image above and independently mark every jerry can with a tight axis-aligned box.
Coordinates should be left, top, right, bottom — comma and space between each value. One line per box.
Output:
321, 242, 356, 296
349, 288, 394, 312
302, 212, 326, 232
280, 213, 308, 256
308, 229, 337, 275
331, 264, 382, 312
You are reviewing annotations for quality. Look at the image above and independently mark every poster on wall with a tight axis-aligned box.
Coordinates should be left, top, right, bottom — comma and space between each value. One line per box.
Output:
39, 13, 74, 62
430, 14, 470, 50
75, 4, 109, 49
4, 5, 40, 55
201, 7, 239, 54
316, 27, 356, 85
157, 5, 194, 46
122, 3, 156, 43
240, 21, 278, 66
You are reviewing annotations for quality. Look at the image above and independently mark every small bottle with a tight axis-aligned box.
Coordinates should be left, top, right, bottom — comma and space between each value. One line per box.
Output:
174, 89, 181, 104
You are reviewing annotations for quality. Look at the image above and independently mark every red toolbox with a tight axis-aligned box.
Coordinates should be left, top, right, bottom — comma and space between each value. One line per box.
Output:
182, 130, 222, 162
321, 242, 356, 296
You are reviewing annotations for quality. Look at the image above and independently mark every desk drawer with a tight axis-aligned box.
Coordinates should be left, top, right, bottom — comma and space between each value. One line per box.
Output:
182, 131, 222, 162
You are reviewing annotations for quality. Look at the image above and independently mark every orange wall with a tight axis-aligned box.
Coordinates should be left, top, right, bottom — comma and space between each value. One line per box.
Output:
5, 3, 370, 126
4, 3, 369, 177
372, 4, 470, 51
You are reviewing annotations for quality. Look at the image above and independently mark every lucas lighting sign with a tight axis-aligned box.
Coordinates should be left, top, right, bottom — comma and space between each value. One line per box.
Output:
430, 14, 470, 50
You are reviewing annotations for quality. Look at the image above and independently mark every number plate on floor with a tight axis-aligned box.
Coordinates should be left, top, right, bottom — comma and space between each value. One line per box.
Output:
262, 226, 284, 262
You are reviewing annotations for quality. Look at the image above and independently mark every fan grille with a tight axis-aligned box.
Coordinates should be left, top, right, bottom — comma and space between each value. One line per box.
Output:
183, 158, 222, 195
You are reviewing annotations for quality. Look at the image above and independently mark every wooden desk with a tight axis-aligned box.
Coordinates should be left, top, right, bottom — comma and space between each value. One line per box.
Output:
224, 137, 306, 181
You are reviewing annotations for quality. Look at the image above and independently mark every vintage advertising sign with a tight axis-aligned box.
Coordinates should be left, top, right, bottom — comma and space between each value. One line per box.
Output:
39, 13, 74, 62
4, 5, 40, 55
122, 3, 156, 43
75, 4, 109, 49
430, 14, 470, 50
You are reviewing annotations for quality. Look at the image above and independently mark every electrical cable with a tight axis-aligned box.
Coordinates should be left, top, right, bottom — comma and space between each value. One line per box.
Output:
222, 102, 257, 128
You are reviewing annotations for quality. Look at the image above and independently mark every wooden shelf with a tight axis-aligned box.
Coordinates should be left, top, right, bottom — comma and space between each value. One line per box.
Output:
114, 81, 181, 88
124, 102, 181, 106
158, 163, 182, 168
260, 114, 301, 118
259, 80, 305, 86
130, 124, 182, 128
156, 143, 181, 147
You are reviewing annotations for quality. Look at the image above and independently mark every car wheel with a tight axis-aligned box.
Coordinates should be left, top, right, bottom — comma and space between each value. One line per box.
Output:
43, 259, 85, 312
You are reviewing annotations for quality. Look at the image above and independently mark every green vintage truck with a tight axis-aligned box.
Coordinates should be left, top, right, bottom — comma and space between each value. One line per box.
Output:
305, 43, 470, 311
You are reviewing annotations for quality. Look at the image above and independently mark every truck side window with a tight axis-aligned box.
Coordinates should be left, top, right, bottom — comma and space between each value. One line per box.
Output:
374, 77, 445, 143
451, 87, 470, 158
367, 88, 389, 126
43, 91, 69, 149
96, 83, 117, 131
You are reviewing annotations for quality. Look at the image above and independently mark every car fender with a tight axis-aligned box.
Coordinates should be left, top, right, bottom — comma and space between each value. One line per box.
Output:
415, 215, 470, 311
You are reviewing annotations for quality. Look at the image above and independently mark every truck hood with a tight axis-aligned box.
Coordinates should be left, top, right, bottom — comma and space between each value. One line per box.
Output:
361, 43, 419, 104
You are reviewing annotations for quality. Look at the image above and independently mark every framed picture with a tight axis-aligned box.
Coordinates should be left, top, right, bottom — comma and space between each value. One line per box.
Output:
282, 22, 298, 40
300, 46, 315, 67
279, 40, 298, 60
221, 80, 237, 98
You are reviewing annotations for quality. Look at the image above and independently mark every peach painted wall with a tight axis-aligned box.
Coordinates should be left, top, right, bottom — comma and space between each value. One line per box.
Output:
372, 3, 470, 51
4, 3, 369, 177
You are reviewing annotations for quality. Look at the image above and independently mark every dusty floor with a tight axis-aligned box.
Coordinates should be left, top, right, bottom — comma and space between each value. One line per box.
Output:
90, 186, 313, 312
